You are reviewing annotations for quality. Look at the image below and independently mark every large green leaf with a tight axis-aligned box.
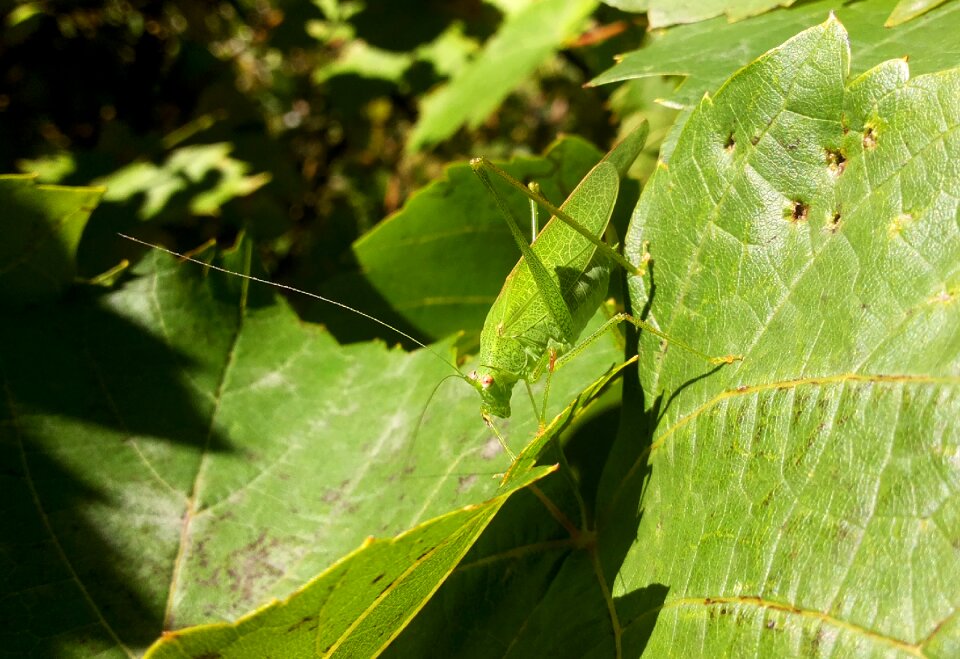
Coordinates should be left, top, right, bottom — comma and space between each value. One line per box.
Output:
0, 174, 103, 304
407, 0, 598, 151
377, 15, 960, 659
144, 465, 555, 658
601, 16, 960, 654
0, 230, 625, 656
591, 0, 960, 110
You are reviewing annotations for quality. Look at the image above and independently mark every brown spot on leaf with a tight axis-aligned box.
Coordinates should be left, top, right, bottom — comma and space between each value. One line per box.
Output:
863, 125, 877, 150
825, 147, 846, 174
287, 615, 317, 633
724, 131, 736, 152
829, 210, 842, 233
788, 201, 809, 223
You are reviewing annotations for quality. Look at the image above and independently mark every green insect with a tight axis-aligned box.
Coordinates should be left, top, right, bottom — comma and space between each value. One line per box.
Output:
464, 121, 739, 429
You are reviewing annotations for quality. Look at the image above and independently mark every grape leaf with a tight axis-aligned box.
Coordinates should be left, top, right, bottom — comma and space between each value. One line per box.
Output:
144, 465, 555, 658
0, 174, 103, 304
604, 16, 960, 655
0, 233, 624, 656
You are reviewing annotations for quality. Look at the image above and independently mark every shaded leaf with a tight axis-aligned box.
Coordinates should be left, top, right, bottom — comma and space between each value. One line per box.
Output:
0, 174, 103, 304
603, 16, 960, 654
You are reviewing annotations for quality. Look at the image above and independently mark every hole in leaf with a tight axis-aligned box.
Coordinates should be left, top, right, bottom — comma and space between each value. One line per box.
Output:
826, 147, 846, 174
863, 125, 878, 150
788, 201, 809, 223
724, 131, 735, 152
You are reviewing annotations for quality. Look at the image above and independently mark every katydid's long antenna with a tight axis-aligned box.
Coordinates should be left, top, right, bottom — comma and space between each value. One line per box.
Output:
118, 233, 464, 376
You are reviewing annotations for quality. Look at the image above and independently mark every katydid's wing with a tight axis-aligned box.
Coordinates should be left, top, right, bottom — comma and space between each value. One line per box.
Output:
474, 163, 576, 339
489, 161, 621, 350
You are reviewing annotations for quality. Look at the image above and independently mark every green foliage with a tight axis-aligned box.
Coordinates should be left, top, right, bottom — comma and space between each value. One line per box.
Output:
885, 0, 950, 25
615, 16, 960, 654
408, 0, 599, 151
1, 1, 959, 658
0, 174, 102, 304
591, 0, 960, 107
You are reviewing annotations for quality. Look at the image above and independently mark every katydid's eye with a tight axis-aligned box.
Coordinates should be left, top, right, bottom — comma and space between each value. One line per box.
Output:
481, 375, 494, 388
468, 370, 478, 380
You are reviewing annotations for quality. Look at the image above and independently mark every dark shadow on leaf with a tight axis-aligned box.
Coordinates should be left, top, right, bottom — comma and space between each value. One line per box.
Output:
0, 276, 235, 653
0, 432, 165, 655
655, 361, 727, 426
1, 291, 232, 450
296, 269, 432, 350
615, 583, 670, 655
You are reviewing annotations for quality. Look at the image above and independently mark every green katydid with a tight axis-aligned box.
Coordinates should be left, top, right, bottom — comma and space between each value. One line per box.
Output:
463, 121, 739, 427
120, 120, 738, 453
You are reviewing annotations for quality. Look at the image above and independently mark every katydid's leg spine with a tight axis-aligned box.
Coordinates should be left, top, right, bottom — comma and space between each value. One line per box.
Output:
471, 158, 640, 276
554, 313, 742, 374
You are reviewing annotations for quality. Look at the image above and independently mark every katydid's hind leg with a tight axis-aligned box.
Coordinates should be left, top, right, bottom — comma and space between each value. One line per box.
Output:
553, 313, 742, 374
471, 157, 640, 276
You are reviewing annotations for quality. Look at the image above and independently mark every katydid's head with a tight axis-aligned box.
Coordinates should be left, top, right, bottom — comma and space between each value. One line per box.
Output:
466, 366, 516, 418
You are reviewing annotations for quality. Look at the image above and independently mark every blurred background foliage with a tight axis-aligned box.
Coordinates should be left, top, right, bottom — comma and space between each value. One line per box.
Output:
1, 0, 670, 342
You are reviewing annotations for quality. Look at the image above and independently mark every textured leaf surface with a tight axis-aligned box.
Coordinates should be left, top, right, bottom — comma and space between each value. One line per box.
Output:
407, 0, 598, 151
0, 174, 102, 304
0, 236, 624, 656
144, 466, 554, 659
603, 17, 960, 655
350, 137, 603, 344
591, 0, 960, 110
